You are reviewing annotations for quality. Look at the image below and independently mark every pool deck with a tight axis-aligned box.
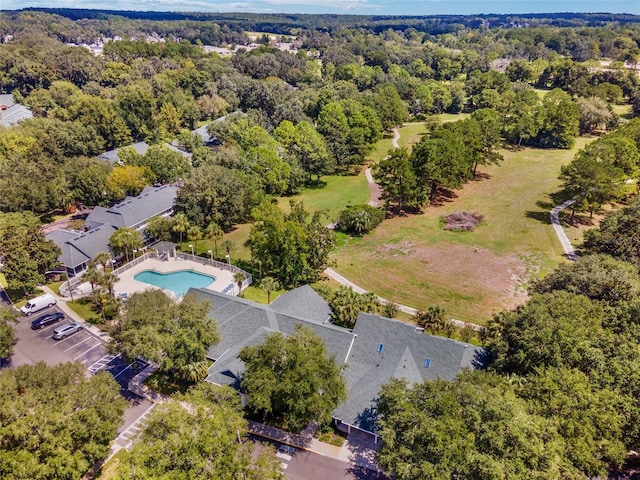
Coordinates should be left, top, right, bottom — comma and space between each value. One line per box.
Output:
114, 257, 237, 299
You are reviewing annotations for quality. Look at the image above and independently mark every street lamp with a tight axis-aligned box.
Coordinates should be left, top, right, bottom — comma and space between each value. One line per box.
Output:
189, 244, 194, 256
225, 254, 231, 269
133, 249, 138, 259
207, 249, 213, 262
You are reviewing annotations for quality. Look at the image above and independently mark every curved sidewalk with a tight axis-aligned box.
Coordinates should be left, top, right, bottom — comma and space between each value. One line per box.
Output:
550, 199, 577, 261
323, 267, 481, 331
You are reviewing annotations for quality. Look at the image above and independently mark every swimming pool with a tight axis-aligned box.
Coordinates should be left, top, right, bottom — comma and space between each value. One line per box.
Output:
133, 270, 216, 297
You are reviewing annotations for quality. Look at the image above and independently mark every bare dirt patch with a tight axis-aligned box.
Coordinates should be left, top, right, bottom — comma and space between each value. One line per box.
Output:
442, 212, 484, 231
370, 243, 532, 312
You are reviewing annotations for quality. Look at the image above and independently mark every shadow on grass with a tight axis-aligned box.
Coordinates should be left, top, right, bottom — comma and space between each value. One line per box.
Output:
525, 210, 551, 225
472, 172, 492, 181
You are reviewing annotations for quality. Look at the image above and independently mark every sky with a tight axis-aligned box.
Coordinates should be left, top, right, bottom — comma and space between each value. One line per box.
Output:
1, 0, 638, 16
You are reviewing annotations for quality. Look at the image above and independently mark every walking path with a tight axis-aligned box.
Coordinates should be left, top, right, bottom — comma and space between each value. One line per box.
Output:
550, 199, 577, 261
365, 127, 400, 207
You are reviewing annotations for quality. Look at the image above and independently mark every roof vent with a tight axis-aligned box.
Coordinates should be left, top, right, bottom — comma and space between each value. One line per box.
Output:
424, 358, 431, 368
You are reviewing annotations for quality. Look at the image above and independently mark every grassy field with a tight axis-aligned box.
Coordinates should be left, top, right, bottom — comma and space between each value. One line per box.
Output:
332, 136, 594, 324
277, 174, 370, 222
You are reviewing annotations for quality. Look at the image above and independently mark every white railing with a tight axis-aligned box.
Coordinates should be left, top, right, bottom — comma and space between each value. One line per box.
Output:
176, 252, 253, 292
59, 250, 252, 298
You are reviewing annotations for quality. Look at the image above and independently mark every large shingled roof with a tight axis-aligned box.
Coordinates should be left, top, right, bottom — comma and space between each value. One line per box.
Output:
333, 313, 489, 432
269, 285, 332, 324
190, 286, 488, 435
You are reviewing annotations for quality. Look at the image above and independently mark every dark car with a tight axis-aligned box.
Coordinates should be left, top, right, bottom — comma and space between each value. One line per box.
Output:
31, 311, 64, 329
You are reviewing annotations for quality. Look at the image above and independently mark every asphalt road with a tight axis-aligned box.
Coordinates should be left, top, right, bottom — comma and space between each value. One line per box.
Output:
251, 438, 389, 480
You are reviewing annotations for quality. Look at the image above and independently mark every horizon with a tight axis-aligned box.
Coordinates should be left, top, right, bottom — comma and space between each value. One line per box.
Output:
2, 1, 638, 16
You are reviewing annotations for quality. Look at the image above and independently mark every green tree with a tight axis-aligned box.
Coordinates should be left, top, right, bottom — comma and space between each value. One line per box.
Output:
174, 164, 261, 230
0, 307, 18, 360
531, 254, 640, 304
260, 277, 280, 304
335, 204, 385, 236
187, 225, 203, 253
113, 383, 282, 479
205, 222, 224, 258
558, 151, 623, 220
520, 367, 626, 477
110, 290, 219, 382
171, 212, 191, 244
234, 271, 247, 296
373, 147, 420, 213
246, 201, 335, 287
0, 362, 126, 480
145, 215, 173, 242
0, 215, 60, 296
109, 227, 143, 263
377, 371, 574, 480
584, 198, 640, 266
239, 324, 347, 432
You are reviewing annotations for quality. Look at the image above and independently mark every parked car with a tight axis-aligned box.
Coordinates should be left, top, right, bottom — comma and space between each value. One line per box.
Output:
21, 293, 57, 316
278, 444, 296, 455
31, 311, 64, 329
52, 323, 82, 340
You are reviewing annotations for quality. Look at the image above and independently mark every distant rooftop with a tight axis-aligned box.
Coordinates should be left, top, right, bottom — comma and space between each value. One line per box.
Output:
98, 142, 190, 163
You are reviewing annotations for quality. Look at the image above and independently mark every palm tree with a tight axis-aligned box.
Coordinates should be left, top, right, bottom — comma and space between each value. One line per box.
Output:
172, 213, 190, 244
187, 225, 203, 254
362, 291, 381, 314
261, 276, 279, 304
94, 251, 111, 272
222, 239, 234, 258
233, 271, 247, 296
109, 228, 143, 263
205, 222, 224, 257
84, 262, 102, 294
99, 271, 120, 299
178, 360, 210, 383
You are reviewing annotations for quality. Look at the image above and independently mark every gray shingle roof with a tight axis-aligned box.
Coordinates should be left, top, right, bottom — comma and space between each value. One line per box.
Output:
46, 226, 116, 269
84, 185, 178, 230
98, 142, 190, 163
187, 288, 355, 385
0, 94, 15, 108
0, 104, 33, 127
190, 288, 488, 435
333, 313, 489, 431
270, 285, 332, 324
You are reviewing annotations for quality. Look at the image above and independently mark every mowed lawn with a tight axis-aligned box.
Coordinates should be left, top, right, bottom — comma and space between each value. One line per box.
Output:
332, 136, 594, 324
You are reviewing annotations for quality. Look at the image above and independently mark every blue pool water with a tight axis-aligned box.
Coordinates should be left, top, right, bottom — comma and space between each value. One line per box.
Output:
134, 270, 216, 297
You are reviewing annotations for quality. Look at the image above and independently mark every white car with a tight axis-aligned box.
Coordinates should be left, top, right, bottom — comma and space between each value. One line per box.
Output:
52, 323, 82, 340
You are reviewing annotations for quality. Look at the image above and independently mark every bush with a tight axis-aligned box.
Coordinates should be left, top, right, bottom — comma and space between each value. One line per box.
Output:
335, 204, 385, 236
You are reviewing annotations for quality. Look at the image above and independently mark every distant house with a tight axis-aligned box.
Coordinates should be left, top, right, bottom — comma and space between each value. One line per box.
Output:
98, 141, 191, 164
172, 112, 244, 151
190, 286, 488, 441
0, 94, 33, 127
46, 185, 179, 276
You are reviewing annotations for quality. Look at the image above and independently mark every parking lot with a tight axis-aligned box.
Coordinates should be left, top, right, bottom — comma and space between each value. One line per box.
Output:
11, 306, 108, 368
9, 304, 154, 435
